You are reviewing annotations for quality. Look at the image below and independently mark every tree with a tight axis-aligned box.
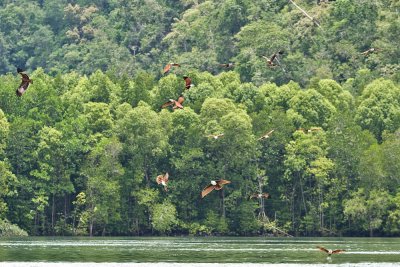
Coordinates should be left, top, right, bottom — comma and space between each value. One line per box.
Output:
81, 137, 123, 236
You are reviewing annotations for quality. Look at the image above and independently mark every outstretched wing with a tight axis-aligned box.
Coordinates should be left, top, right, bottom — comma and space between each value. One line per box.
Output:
262, 193, 271, 199
217, 179, 231, 185
249, 193, 259, 199
201, 184, 216, 198
317, 246, 329, 254
332, 249, 345, 254
163, 64, 171, 74
161, 100, 174, 109
174, 96, 184, 109
156, 175, 164, 184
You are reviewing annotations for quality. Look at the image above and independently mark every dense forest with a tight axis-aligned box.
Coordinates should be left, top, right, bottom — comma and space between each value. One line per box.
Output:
0, 0, 399, 237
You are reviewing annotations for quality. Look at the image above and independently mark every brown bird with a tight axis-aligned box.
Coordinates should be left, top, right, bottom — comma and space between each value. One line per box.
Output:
250, 192, 271, 200
258, 129, 274, 140
201, 179, 231, 198
219, 63, 235, 68
183, 76, 193, 90
163, 63, 180, 74
156, 172, 169, 191
16, 68, 33, 97
317, 246, 345, 256
263, 51, 284, 67
161, 95, 184, 109
206, 133, 224, 139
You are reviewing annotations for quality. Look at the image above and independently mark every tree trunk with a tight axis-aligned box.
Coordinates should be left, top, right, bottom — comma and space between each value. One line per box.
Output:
221, 189, 226, 218
52, 194, 55, 235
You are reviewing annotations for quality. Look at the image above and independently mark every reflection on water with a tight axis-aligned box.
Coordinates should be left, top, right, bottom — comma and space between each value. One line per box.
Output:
2, 263, 400, 267
0, 237, 400, 265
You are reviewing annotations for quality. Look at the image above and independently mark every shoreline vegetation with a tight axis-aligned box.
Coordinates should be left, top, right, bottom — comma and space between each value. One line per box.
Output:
0, 0, 399, 238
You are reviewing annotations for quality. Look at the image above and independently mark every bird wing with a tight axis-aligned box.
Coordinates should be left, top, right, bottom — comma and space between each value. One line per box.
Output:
262, 193, 271, 199
317, 246, 329, 253
16, 80, 30, 96
163, 64, 171, 74
217, 179, 231, 185
266, 129, 275, 135
172, 63, 180, 67
270, 53, 277, 62
332, 249, 345, 254
184, 77, 192, 89
161, 100, 174, 108
201, 184, 216, 198
19, 72, 30, 81
156, 175, 164, 184
249, 193, 258, 199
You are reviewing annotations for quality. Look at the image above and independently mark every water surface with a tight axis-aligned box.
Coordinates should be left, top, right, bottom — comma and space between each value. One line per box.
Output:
1, 237, 399, 266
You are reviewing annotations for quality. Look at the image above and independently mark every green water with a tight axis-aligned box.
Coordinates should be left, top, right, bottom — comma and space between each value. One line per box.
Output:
0, 237, 399, 265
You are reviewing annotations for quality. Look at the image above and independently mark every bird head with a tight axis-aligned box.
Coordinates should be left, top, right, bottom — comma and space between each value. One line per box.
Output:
211, 180, 217, 186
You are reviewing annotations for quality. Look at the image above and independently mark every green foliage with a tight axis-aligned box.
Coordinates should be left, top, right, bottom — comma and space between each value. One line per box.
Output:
151, 200, 178, 234
0, 0, 399, 237
0, 219, 28, 237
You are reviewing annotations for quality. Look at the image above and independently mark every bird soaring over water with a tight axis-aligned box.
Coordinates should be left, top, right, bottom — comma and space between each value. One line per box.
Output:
317, 246, 345, 256
163, 63, 180, 74
156, 172, 169, 191
201, 179, 231, 198
16, 68, 33, 97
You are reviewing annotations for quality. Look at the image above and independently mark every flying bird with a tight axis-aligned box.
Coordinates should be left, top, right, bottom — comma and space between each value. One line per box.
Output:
16, 68, 33, 97
250, 192, 271, 200
206, 133, 224, 139
317, 246, 345, 256
156, 172, 169, 191
219, 63, 235, 68
201, 179, 231, 198
258, 130, 274, 140
361, 47, 381, 56
161, 96, 184, 110
183, 76, 193, 89
163, 63, 180, 74
263, 51, 284, 67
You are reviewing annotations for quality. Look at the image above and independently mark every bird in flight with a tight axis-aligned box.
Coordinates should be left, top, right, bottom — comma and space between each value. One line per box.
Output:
219, 63, 235, 68
161, 96, 184, 110
317, 246, 345, 256
258, 130, 274, 140
263, 51, 284, 67
183, 76, 193, 90
206, 133, 224, 139
361, 47, 381, 56
163, 63, 180, 74
201, 179, 231, 198
16, 68, 33, 97
250, 192, 271, 200
156, 172, 169, 191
